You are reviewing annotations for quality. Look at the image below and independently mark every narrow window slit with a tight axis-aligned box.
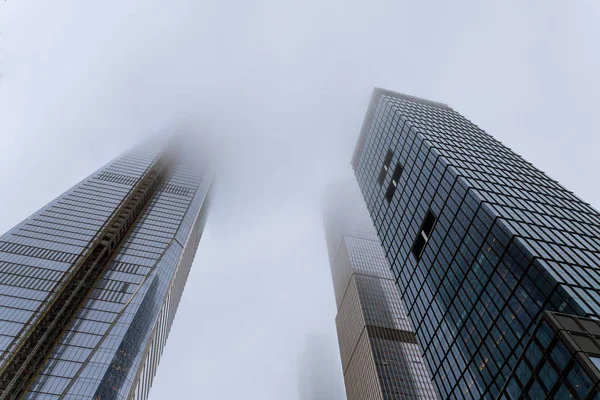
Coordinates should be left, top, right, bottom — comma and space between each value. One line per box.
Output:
385, 161, 404, 202
412, 210, 437, 260
378, 150, 394, 185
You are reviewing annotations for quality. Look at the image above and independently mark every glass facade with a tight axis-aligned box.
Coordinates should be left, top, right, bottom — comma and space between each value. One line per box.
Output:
323, 188, 437, 399
500, 311, 600, 399
352, 88, 600, 399
0, 138, 211, 399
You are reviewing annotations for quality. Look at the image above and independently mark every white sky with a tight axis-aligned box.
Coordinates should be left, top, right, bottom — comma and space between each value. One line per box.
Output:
0, 1, 599, 399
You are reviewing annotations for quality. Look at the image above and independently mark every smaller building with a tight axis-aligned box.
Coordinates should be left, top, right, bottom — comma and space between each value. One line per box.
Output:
323, 183, 437, 399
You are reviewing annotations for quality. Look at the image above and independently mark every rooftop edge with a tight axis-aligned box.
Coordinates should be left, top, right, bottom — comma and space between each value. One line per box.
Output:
350, 88, 449, 170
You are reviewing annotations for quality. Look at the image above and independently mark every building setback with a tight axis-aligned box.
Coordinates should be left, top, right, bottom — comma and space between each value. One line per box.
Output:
0, 137, 211, 399
352, 88, 600, 399
323, 185, 437, 399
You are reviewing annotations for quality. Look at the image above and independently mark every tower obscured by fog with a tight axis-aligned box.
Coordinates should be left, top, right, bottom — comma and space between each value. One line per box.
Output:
352, 88, 600, 399
0, 137, 211, 399
322, 182, 437, 399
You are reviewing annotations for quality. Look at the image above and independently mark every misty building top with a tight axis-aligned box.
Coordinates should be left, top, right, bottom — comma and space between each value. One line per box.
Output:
322, 181, 380, 264
351, 88, 450, 170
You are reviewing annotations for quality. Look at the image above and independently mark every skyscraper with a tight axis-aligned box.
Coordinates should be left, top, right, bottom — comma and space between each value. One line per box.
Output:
323, 184, 437, 399
352, 88, 600, 399
0, 137, 211, 400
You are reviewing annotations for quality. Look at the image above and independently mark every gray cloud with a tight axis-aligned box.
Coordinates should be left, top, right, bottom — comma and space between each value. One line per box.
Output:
0, 1, 599, 399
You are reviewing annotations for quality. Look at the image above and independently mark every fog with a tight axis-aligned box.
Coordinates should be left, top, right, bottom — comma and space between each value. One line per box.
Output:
298, 333, 346, 400
1, 1, 599, 399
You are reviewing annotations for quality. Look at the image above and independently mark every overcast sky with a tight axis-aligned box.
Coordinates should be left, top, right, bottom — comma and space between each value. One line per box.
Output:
1, 1, 599, 399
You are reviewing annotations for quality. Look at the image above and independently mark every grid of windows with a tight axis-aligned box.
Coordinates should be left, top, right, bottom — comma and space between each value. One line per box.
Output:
161, 184, 192, 197
0, 242, 79, 264
500, 311, 600, 399
0, 139, 211, 399
352, 88, 600, 399
97, 172, 139, 186
324, 196, 438, 399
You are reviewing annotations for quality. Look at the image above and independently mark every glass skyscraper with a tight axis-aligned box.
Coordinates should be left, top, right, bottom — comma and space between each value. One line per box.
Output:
352, 88, 600, 399
0, 137, 211, 400
323, 185, 437, 399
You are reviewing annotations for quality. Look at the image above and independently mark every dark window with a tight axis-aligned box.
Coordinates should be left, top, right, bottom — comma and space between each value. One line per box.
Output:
412, 211, 437, 260
384, 162, 404, 202
567, 363, 593, 398
378, 150, 394, 185
527, 381, 545, 398
391, 162, 403, 185
385, 184, 395, 202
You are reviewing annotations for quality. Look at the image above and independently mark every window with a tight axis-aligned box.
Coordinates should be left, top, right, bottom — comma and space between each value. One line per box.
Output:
567, 363, 593, 398
385, 162, 404, 202
378, 150, 393, 185
412, 211, 437, 260
390, 163, 403, 186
